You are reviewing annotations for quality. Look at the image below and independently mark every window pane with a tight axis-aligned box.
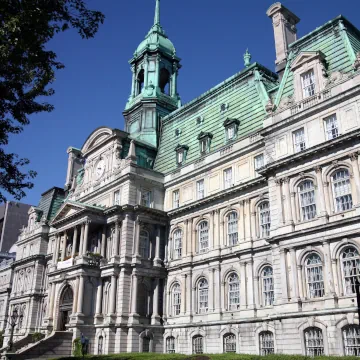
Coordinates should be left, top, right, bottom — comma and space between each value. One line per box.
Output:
255, 154, 264, 170
228, 273, 240, 310
139, 230, 149, 258
259, 331, 274, 355
224, 168, 232, 189
332, 170, 353, 212
193, 336, 203, 354
342, 247, 360, 295
173, 190, 180, 209
198, 221, 209, 253
299, 181, 317, 221
259, 202, 271, 237
197, 180, 205, 200
304, 327, 324, 357
141, 190, 151, 207
302, 70, 316, 98
306, 254, 324, 298
173, 230, 182, 259
262, 266, 274, 306
166, 336, 176, 354
224, 334, 236, 353
114, 190, 120, 205
172, 284, 181, 316
343, 326, 360, 356
294, 128, 306, 153
324, 114, 339, 140
198, 279, 208, 313
227, 212, 238, 246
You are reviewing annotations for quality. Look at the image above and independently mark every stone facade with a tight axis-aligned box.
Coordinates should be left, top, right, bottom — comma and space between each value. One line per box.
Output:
3, 1, 360, 357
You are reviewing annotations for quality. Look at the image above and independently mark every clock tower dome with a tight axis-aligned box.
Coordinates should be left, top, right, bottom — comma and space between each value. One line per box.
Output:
123, 0, 181, 148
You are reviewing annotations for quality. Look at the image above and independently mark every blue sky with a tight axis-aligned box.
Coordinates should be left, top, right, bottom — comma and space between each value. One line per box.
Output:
6, 0, 360, 206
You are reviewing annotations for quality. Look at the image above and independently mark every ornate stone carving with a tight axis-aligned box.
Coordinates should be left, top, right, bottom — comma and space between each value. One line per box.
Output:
265, 99, 275, 114
354, 52, 360, 71
278, 95, 294, 110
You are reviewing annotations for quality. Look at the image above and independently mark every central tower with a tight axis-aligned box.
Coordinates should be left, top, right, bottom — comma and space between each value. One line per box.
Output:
123, 0, 181, 148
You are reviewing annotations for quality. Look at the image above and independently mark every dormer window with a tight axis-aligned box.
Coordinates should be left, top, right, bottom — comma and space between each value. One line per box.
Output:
223, 118, 240, 142
220, 103, 229, 113
198, 132, 213, 155
196, 116, 204, 125
175, 144, 188, 166
301, 70, 316, 98
175, 128, 181, 138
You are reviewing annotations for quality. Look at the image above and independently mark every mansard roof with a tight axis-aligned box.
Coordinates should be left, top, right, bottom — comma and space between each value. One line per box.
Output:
37, 187, 65, 221
153, 63, 278, 174
275, 15, 360, 107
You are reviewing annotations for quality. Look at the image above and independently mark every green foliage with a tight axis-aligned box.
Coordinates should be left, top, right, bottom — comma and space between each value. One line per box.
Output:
72, 338, 83, 357
31, 332, 43, 343
0, 0, 104, 203
55, 354, 360, 360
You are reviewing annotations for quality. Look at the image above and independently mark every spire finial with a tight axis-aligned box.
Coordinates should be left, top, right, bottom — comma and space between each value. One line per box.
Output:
154, 0, 160, 26
244, 49, 252, 68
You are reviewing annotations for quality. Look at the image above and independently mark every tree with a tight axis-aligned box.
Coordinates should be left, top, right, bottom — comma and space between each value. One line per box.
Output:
0, 0, 104, 203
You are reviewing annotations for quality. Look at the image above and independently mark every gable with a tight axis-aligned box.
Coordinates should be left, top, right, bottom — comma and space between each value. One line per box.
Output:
82, 127, 113, 154
50, 202, 85, 224
290, 51, 325, 71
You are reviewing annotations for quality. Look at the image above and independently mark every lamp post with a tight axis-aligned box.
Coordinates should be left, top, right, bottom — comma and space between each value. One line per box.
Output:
7, 308, 23, 352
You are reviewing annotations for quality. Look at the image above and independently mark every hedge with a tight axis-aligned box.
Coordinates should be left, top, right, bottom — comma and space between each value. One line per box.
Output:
55, 354, 360, 360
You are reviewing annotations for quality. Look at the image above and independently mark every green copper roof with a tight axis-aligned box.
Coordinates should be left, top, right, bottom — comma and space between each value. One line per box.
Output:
37, 187, 65, 221
276, 16, 359, 106
154, 63, 278, 174
135, 0, 176, 58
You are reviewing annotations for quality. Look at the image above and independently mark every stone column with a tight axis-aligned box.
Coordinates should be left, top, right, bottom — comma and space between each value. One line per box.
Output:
130, 65, 136, 98
279, 248, 288, 302
53, 234, 60, 265
187, 220, 193, 257
188, 271, 193, 317
181, 274, 187, 314
315, 166, 327, 216
323, 241, 335, 295
297, 265, 304, 299
323, 182, 332, 215
154, 225, 161, 265
240, 201, 245, 241
351, 152, 360, 205
332, 259, 340, 295
283, 177, 293, 224
82, 220, 90, 255
275, 178, 284, 224
221, 281, 226, 312
113, 221, 121, 257
290, 192, 297, 224
250, 211, 257, 240
210, 268, 215, 312
220, 217, 225, 247
144, 56, 149, 88
151, 278, 160, 324
183, 220, 188, 257
101, 225, 107, 257
130, 271, 139, 316
72, 277, 79, 314
246, 261, 255, 308
95, 278, 103, 315
171, 64, 178, 97
77, 276, 85, 314
109, 275, 117, 315
133, 218, 140, 259
72, 227, 78, 257
240, 262, 247, 309
254, 276, 259, 308
78, 224, 84, 257
245, 199, 251, 241
290, 248, 299, 301
192, 219, 197, 254
214, 266, 221, 312
192, 285, 196, 315
60, 231, 67, 261
155, 55, 160, 88
49, 283, 56, 319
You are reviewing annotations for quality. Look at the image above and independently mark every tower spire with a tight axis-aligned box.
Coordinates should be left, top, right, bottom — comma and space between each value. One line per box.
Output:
154, 0, 160, 26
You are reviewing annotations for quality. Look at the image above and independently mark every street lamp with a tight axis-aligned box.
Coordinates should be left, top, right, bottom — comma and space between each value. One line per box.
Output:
7, 308, 23, 352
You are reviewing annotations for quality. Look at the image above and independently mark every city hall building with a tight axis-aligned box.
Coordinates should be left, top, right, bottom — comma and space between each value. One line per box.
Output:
3, 0, 360, 357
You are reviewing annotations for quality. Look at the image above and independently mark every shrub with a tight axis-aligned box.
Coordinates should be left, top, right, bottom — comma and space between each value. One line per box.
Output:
72, 338, 83, 357
31, 332, 43, 343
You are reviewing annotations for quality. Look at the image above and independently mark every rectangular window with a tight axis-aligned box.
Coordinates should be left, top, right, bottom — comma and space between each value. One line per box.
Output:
141, 190, 151, 207
301, 70, 316, 98
324, 114, 339, 140
224, 168, 232, 189
254, 154, 264, 171
173, 190, 180, 209
197, 179, 205, 200
293, 128, 306, 153
113, 190, 120, 206
177, 151, 184, 164
226, 126, 235, 141
200, 139, 208, 153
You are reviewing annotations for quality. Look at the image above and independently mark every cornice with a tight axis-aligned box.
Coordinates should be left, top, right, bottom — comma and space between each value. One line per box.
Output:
13, 254, 46, 268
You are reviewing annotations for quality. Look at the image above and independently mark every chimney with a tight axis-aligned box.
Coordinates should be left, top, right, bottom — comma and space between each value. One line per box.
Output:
267, 2, 300, 76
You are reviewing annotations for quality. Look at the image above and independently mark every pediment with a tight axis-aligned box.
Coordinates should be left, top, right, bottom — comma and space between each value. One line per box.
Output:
50, 202, 86, 224
81, 127, 113, 154
291, 51, 325, 71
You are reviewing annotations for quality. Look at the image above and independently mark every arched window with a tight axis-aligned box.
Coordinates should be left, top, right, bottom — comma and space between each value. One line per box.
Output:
259, 202, 271, 238
198, 221, 209, 253
227, 212, 238, 246
139, 230, 150, 259
298, 180, 316, 220
304, 327, 324, 356
142, 336, 150, 353
198, 278, 208, 313
173, 229, 182, 259
136, 69, 144, 95
98, 336, 103, 355
227, 273, 240, 310
192, 335, 203, 354
343, 325, 360, 356
261, 266, 274, 306
159, 68, 170, 95
259, 331, 274, 355
172, 283, 181, 316
223, 333, 236, 353
305, 253, 324, 298
332, 169, 353, 212
166, 336, 175, 353
341, 247, 360, 295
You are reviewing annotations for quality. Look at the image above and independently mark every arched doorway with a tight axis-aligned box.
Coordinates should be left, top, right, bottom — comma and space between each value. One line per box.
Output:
58, 286, 73, 331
